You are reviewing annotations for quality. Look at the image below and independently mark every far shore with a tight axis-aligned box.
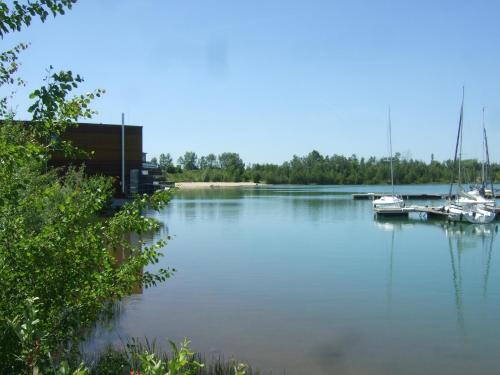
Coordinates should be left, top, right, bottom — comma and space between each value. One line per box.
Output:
174, 182, 266, 189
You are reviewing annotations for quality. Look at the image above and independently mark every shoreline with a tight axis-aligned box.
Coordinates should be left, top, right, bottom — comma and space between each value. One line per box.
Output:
174, 182, 266, 189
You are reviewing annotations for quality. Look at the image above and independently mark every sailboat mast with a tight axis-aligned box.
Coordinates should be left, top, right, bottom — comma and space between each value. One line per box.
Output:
482, 107, 486, 188
484, 126, 494, 196
448, 88, 465, 200
389, 107, 395, 196
458, 89, 464, 187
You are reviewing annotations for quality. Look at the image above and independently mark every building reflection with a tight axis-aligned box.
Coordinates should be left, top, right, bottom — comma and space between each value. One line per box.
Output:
112, 225, 170, 295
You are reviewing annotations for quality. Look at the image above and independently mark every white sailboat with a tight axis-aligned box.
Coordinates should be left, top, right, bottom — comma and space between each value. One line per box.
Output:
445, 93, 496, 224
373, 108, 404, 210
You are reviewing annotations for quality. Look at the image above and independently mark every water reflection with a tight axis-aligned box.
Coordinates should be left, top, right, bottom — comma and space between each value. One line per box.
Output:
375, 217, 498, 336
89, 186, 500, 375
173, 190, 367, 224
111, 225, 172, 295
167, 200, 243, 223
447, 233, 465, 334
483, 232, 495, 298
374, 218, 418, 232
445, 223, 497, 336
375, 216, 498, 238
290, 196, 366, 222
387, 229, 395, 310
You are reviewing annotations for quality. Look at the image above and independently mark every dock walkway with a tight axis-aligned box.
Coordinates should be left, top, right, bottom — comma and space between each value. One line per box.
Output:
353, 193, 444, 200
374, 204, 500, 219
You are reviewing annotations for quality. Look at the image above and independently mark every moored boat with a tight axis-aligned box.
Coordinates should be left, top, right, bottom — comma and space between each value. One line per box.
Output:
373, 195, 404, 209
445, 93, 496, 223
373, 107, 405, 212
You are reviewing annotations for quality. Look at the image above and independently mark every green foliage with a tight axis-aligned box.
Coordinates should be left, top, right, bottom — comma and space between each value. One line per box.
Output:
7, 297, 48, 372
27, 67, 105, 153
0, 113, 173, 373
218, 153, 244, 182
4, 296, 91, 374
164, 340, 204, 375
90, 347, 129, 375
0, 42, 29, 115
88, 339, 254, 375
165, 149, 500, 185
0, 3, 255, 375
0, 0, 76, 37
0, 9, 172, 371
205, 154, 217, 169
159, 153, 176, 174
168, 153, 247, 183
177, 151, 198, 171
132, 340, 204, 375
55, 361, 89, 375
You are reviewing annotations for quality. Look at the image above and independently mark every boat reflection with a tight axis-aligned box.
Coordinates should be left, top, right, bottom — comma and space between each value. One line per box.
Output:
375, 215, 498, 236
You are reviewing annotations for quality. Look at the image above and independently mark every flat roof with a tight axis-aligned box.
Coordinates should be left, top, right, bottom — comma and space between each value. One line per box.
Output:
76, 122, 142, 128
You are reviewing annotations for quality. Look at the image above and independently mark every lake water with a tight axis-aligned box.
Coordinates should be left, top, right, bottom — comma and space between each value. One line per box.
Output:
91, 185, 500, 375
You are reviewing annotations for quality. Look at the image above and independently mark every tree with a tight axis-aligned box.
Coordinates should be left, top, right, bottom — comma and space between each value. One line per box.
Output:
199, 155, 207, 169
178, 151, 198, 170
0, 0, 76, 37
218, 152, 244, 171
206, 153, 218, 168
159, 152, 175, 173
218, 152, 244, 181
197, 153, 218, 170
0, 80, 173, 374
0, 2, 173, 372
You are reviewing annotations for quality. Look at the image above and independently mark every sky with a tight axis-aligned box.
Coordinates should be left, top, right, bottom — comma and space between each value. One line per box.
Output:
3, 0, 500, 164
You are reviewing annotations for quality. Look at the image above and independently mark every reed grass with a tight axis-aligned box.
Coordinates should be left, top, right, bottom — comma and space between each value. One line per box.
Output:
84, 338, 266, 375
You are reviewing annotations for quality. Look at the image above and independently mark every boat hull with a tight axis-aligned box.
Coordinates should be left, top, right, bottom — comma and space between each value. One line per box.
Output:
445, 204, 496, 224
373, 195, 404, 209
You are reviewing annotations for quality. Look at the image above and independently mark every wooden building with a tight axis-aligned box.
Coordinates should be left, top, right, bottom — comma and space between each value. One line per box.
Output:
50, 123, 143, 196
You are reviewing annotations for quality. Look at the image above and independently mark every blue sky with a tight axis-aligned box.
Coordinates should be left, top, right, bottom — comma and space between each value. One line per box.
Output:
3, 0, 500, 163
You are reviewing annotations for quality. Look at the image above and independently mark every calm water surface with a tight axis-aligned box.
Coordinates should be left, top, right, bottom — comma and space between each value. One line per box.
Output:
92, 185, 500, 375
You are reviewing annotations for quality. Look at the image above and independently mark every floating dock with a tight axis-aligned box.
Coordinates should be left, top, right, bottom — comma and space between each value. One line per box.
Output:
410, 205, 449, 219
373, 207, 412, 217
354, 193, 444, 200
374, 205, 500, 220
354, 192, 500, 200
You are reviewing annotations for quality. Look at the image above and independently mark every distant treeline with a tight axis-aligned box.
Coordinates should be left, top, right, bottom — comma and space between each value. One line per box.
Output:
151, 150, 500, 185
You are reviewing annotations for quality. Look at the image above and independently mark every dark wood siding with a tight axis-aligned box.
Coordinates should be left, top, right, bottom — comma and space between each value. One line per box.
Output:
50, 123, 142, 196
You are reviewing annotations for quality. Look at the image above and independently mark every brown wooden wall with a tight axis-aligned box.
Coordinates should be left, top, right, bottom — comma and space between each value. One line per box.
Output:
50, 123, 142, 196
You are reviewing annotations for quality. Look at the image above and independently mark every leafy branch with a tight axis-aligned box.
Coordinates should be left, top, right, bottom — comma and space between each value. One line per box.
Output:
0, 0, 76, 37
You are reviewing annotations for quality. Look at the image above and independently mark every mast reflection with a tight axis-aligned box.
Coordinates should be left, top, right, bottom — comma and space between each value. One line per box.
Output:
375, 217, 498, 335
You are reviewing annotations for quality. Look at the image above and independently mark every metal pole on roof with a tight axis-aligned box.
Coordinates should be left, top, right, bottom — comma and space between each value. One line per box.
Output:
121, 113, 125, 194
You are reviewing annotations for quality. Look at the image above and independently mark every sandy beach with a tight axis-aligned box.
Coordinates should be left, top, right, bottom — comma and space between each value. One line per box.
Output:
174, 182, 265, 189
